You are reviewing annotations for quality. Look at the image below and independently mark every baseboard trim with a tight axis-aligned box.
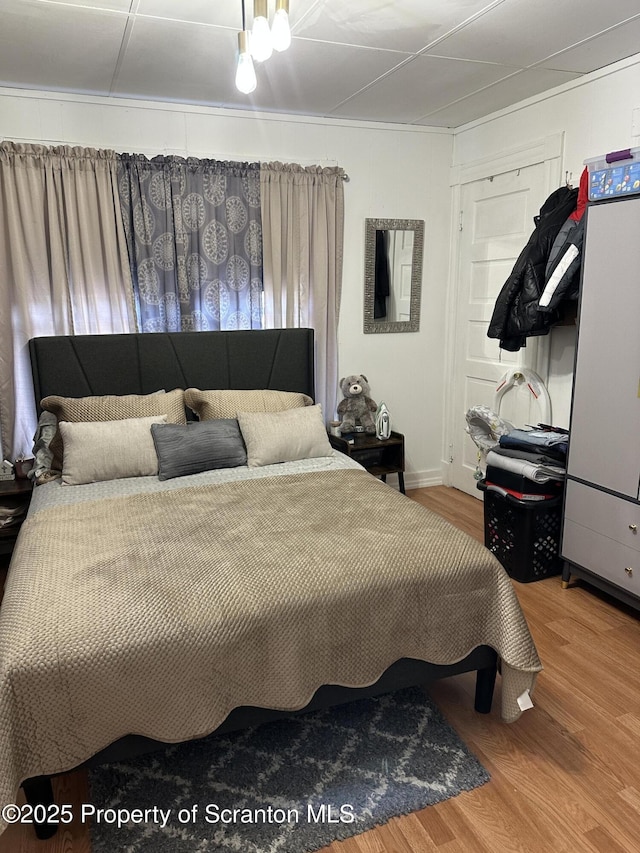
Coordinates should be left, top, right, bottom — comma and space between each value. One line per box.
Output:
403, 470, 443, 490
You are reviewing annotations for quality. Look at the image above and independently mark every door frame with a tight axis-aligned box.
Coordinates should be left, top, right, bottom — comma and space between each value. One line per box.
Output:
442, 133, 565, 486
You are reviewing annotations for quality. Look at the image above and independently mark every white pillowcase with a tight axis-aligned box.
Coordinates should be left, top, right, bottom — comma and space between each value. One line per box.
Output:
59, 415, 167, 485
237, 405, 332, 468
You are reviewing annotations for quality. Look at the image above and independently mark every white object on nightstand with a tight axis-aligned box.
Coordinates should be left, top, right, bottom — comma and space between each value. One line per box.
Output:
0, 461, 15, 481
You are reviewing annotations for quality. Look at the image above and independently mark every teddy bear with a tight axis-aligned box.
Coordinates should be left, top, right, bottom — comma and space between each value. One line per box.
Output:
337, 374, 377, 435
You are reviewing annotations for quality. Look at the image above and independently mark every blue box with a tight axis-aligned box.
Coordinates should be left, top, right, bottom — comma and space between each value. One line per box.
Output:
585, 147, 640, 200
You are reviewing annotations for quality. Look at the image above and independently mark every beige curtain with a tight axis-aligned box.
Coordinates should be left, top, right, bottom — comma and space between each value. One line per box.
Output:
260, 162, 345, 421
0, 142, 136, 458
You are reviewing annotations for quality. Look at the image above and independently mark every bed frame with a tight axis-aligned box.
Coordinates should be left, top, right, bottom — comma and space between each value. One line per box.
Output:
30, 328, 316, 407
24, 328, 497, 839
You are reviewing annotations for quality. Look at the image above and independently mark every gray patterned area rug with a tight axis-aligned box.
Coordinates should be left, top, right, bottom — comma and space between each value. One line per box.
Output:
88, 687, 489, 853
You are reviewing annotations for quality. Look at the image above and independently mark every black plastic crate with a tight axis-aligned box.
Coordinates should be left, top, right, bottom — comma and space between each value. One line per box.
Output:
477, 480, 563, 582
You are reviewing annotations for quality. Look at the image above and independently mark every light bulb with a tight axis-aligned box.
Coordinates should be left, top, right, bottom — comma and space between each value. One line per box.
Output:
251, 14, 272, 62
235, 32, 256, 94
271, 7, 291, 52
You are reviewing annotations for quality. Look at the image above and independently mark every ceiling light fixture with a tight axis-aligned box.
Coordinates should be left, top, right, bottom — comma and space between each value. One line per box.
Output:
235, 0, 292, 94
235, 1, 257, 94
271, 0, 292, 52
235, 30, 257, 94
251, 0, 273, 62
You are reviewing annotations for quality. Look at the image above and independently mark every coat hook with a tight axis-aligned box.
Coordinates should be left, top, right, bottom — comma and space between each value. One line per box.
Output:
565, 170, 573, 188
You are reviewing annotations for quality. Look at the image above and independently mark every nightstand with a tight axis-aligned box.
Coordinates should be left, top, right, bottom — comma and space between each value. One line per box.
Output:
329, 430, 405, 493
0, 479, 33, 557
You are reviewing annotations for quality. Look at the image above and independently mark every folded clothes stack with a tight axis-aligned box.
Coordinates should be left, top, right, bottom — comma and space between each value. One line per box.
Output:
485, 426, 567, 501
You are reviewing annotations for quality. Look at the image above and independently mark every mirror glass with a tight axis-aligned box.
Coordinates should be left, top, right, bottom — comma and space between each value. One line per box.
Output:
363, 218, 424, 334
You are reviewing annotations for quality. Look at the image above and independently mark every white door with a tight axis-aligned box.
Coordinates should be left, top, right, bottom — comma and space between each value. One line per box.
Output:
449, 163, 550, 497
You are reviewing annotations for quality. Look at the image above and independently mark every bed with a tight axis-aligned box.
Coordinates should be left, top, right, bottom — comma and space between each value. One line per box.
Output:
0, 328, 541, 840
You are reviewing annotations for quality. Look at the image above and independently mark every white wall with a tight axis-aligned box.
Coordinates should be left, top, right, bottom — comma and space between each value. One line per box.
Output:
453, 54, 640, 429
11, 53, 635, 484
0, 88, 453, 485
338, 125, 453, 487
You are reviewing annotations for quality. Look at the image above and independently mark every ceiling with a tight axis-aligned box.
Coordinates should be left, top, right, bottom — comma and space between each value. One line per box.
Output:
2, 0, 640, 128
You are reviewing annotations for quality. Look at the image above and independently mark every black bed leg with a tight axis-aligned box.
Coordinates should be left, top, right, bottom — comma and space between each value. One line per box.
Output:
474, 660, 497, 714
22, 776, 58, 840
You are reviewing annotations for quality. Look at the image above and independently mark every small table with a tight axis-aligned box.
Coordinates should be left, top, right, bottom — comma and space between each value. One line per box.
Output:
0, 478, 33, 557
329, 430, 405, 493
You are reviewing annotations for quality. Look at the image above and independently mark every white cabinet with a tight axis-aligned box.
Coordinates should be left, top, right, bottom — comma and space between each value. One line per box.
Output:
561, 195, 640, 608
563, 481, 640, 598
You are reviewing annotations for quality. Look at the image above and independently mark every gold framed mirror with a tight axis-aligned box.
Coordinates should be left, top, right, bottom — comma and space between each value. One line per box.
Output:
363, 218, 424, 334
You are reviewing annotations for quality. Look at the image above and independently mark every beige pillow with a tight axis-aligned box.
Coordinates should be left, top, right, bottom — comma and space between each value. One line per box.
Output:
185, 388, 313, 420
41, 389, 186, 471
59, 415, 167, 485
237, 405, 332, 468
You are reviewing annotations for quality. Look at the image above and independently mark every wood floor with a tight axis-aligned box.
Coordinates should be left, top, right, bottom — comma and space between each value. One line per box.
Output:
2, 485, 640, 852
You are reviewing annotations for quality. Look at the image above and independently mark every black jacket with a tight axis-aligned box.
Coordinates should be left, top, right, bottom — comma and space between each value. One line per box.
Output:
538, 215, 584, 312
487, 186, 578, 351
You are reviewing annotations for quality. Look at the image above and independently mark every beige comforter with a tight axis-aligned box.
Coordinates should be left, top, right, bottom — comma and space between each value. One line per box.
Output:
0, 468, 541, 829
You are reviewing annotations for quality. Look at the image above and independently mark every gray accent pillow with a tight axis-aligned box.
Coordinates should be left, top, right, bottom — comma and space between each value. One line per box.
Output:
151, 420, 247, 481
30, 410, 60, 484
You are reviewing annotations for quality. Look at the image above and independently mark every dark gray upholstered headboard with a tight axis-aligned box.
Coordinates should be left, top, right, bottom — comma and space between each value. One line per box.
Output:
29, 329, 315, 411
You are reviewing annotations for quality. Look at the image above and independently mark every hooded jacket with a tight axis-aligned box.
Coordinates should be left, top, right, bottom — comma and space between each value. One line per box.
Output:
487, 185, 578, 351
538, 167, 589, 313
538, 215, 584, 312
